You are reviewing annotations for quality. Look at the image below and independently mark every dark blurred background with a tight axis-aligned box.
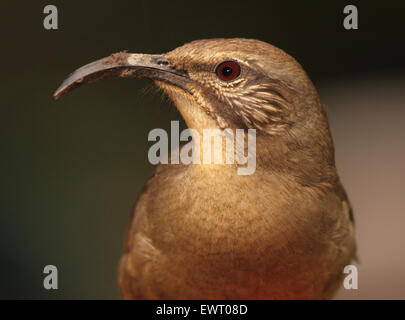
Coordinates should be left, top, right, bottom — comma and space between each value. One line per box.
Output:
0, 0, 404, 299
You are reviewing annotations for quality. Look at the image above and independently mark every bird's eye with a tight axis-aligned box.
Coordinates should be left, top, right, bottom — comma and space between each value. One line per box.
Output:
215, 61, 241, 81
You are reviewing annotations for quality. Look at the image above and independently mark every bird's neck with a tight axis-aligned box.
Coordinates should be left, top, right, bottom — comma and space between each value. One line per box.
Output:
160, 82, 337, 185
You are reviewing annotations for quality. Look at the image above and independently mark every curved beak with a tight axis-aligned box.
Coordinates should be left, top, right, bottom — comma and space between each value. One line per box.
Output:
53, 52, 190, 100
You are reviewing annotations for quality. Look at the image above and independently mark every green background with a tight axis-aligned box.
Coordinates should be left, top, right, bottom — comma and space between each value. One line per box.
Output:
1, 1, 404, 299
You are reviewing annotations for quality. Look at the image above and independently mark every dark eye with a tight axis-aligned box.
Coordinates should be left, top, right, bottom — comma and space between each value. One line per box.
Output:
215, 61, 241, 81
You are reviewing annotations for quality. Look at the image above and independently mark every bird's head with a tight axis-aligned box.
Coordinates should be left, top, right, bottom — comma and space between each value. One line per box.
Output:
54, 38, 335, 176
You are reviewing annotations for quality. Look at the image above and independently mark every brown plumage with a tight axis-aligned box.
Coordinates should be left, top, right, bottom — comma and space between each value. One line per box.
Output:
54, 38, 356, 299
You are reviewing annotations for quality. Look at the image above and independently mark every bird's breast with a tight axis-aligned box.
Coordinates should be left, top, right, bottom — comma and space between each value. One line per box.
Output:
123, 164, 352, 299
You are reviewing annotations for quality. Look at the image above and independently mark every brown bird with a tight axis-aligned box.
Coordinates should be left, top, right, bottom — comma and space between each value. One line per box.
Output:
54, 38, 356, 299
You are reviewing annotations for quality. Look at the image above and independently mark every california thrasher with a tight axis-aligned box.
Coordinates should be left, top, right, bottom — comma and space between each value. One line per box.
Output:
54, 38, 356, 299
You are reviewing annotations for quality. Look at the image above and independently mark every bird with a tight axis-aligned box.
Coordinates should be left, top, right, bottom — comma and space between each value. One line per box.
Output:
54, 38, 356, 299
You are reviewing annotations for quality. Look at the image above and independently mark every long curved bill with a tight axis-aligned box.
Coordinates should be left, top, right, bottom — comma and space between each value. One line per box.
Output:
53, 52, 190, 100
